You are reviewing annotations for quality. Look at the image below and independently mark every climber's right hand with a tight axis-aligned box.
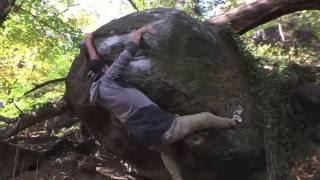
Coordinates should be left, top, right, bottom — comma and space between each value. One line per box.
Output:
86, 60, 106, 82
131, 25, 157, 45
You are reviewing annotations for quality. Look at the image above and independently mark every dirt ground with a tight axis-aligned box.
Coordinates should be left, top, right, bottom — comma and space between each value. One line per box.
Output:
8, 124, 145, 180
293, 142, 320, 180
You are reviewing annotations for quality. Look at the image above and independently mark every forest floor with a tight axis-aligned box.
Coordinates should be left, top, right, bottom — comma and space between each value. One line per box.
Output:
292, 134, 320, 180
7, 122, 319, 180
10, 124, 143, 180
295, 149, 320, 180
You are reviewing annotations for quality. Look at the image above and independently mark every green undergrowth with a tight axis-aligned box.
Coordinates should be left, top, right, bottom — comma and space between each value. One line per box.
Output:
236, 37, 307, 179
0, 0, 89, 120
55, 122, 80, 138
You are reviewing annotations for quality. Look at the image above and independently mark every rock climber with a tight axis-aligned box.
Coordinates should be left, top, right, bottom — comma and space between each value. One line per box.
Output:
84, 24, 243, 180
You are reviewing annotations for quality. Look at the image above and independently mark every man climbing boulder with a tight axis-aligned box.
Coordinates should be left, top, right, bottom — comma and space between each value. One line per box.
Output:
84, 24, 244, 180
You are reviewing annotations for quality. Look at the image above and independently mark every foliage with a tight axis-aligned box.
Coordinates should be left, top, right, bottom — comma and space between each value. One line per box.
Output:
238, 40, 295, 179
55, 122, 80, 138
133, 0, 199, 17
238, 10, 320, 179
243, 11, 320, 82
133, 0, 225, 20
0, 0, 90, 118
218, 0, 243, 12
197, 0, 225, 18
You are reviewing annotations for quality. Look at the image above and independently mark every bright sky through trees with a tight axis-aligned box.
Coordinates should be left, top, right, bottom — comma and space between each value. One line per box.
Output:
0, 0, 135, 118
71, 0, 133, 31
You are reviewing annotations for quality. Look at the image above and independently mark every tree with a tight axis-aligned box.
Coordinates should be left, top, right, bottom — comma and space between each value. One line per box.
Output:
0, 0, 89, 119
0, 0, 15, 25
208, 0, 320, 34
133, 0, 208, 18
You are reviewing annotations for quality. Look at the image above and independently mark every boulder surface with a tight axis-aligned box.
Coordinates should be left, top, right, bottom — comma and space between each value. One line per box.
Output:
66, 8, 264, 180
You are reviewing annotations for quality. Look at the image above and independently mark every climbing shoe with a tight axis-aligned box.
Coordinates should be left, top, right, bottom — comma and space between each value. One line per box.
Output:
232, 105, 243, 123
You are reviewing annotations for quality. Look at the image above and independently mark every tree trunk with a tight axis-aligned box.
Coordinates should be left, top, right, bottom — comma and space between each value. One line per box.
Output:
0, 0, 14, 25
208, 0, 320, 34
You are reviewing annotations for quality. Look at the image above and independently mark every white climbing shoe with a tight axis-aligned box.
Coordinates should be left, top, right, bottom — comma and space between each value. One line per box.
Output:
232, 105, 243, 123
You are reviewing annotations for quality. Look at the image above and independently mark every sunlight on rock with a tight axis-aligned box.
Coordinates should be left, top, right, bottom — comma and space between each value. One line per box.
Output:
97, 34, 131, 56
130, 58, 152, 73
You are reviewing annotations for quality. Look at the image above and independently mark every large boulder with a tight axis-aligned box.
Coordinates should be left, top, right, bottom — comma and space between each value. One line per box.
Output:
66, 8, 264, 180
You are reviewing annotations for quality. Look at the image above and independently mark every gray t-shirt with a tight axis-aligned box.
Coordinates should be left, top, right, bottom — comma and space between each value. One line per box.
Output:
89, 50, 155, 123
89, 46, 175, 145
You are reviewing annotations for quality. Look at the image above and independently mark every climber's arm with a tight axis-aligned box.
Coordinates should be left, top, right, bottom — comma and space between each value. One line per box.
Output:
105, 25, 156, 80
85, 33, 107, 82
85, 33, 100, 60
104, 42, 138, 80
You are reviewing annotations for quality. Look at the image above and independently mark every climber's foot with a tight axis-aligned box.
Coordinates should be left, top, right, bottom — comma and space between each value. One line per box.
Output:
232, 105, 243, 123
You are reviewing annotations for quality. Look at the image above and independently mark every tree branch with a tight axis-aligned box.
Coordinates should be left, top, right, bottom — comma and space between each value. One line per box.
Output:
13, 100, 24, 115
207, 0, 320, 35
0, 98, 69, 139
56, 3, 80, 15
0, 115, 15, 124
19, 8, 68, 38
127, 0, 139, 12
22, 77, 65, 97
